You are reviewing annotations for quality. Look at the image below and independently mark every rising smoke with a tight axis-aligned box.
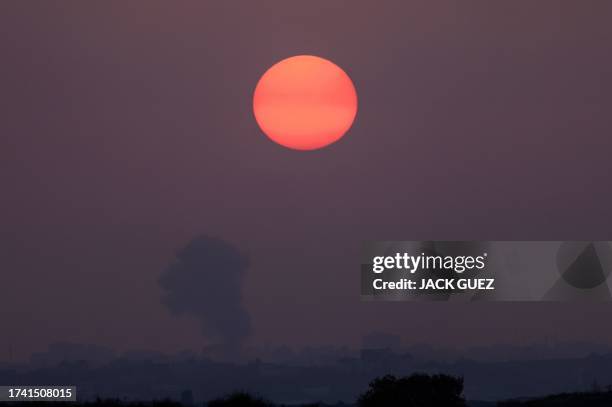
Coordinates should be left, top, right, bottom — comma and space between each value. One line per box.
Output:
158, 235, 251, 348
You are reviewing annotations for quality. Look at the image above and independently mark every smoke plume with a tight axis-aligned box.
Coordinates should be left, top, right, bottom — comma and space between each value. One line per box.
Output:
159, 235, 251, 347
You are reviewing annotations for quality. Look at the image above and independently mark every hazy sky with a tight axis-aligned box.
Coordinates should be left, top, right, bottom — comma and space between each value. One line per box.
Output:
2, 2, 612, 362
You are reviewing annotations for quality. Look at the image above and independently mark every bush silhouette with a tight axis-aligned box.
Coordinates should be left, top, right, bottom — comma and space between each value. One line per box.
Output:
358, 373, 466, 407
498, 390, 612, 406
207, 391, 274, 407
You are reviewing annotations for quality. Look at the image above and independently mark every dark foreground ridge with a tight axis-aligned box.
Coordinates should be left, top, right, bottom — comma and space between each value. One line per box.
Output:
499, 390, 612, 406
5, 348, 612, 402
4, 374, 612, 406
1, 373, 465, 406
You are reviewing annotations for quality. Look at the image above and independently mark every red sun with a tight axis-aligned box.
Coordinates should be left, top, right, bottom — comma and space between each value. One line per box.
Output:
253, 55, 358, 151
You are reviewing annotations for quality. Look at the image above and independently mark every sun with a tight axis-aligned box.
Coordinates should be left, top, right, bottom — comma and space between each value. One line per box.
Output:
253, 55, 358, 151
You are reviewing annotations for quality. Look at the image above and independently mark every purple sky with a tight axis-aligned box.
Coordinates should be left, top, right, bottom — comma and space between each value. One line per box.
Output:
2, 2, 612, 361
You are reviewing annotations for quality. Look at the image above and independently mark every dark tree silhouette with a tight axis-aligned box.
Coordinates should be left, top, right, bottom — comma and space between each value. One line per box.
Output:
207, 391, 274, 407
498, 390, 612, 406
358, 373, 466, 407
